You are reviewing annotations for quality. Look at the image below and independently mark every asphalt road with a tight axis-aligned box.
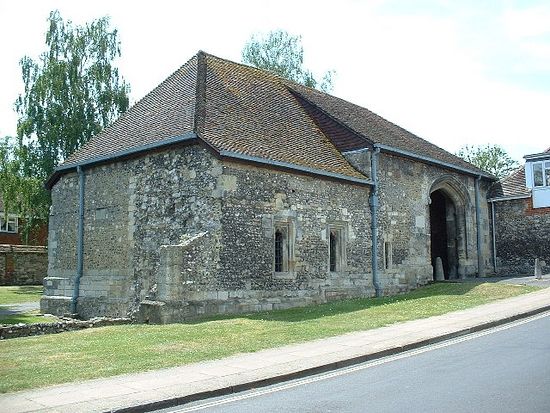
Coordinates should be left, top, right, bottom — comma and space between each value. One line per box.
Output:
160, 312, 550, 413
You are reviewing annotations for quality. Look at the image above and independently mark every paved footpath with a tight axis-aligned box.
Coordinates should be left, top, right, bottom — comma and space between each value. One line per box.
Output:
2, 284, 550, 413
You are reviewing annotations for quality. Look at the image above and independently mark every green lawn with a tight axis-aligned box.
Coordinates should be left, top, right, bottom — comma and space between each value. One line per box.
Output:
0, 285, 43, 305
0, 286, 57, 325
0, 311, 58, 325
0, 282, 538, 393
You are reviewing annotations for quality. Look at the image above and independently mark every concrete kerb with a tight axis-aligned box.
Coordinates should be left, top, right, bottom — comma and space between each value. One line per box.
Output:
113, 302, 550, 413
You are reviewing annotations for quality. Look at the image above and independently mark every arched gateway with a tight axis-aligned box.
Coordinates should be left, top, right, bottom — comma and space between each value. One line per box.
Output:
429, 177, 470, 280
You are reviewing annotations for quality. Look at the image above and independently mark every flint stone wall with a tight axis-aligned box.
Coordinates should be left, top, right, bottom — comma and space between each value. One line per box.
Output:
43, 145, 221, 319
493, 198, 550, 275
375, 153, 493, 290
44, 144, 493, 323
0, 245, 47, 286
140, 159, 375, 323
0, 317, 131, 340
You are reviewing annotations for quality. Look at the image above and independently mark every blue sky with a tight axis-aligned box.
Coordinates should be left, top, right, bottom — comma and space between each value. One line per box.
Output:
0, 0, 548, 162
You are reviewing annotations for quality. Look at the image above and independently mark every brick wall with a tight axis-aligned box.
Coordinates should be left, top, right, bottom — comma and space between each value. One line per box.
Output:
0, 245, 47, 285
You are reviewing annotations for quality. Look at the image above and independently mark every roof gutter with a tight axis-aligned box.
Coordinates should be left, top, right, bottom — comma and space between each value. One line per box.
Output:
218, 150, 374, 186
487, 194, 531, 202
373, 144, 495, 180
45, 132, 198, 189
524, 152, 550, 161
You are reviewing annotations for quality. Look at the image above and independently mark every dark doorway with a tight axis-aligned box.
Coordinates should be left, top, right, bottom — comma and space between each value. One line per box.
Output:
430, 190, 449, 279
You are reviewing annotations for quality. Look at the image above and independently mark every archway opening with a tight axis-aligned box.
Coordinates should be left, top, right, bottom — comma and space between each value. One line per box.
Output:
430, 189, 459, 280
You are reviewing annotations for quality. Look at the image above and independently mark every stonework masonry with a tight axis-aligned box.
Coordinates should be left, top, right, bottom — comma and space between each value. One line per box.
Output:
0, 245, 47, 286
492, 198, 550, 275
42, 144, 493, 323
375, 153, 492, 291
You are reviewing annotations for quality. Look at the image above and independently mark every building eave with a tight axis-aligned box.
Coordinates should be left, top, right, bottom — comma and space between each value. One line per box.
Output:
488, 194, 531, 202
218, 150, 374, 187
374, 143, 495, 180
45, 132, 199, 189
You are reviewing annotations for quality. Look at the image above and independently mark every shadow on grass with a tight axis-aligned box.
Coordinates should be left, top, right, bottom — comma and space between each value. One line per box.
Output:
186, 281, 483, 324
12, 285, 43, 296
0, 311, 52, 325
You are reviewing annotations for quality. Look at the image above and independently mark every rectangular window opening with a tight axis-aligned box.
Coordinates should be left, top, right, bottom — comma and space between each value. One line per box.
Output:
274, 228, 284, 272
329, 230, 337, 272
328, 225, 346, 273
384, 241, 393, 270
533, 162, 544, 187
273, 221, 293, 274
0, 214, 18, 233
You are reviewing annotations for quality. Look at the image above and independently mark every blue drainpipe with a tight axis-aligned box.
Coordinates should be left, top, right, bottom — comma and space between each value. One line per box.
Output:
474, 175, 483, 278
71, 166, 85, 315
370, 147, 382, 297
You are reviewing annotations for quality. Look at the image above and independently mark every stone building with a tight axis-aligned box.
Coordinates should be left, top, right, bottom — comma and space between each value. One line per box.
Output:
489, 148, 550, 275
41, 52, 494, 322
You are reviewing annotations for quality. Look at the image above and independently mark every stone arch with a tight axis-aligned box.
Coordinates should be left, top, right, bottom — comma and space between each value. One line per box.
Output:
428, 176, 470, 280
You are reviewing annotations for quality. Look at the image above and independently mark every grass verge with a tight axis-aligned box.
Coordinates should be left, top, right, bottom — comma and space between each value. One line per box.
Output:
0, 282, 539, 393
0, 311, 58, 325
0, 286, 43, 305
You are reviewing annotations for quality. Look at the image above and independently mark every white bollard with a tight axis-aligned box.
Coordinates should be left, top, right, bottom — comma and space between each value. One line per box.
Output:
435, 257, 445, 281
534, 258, 542, 280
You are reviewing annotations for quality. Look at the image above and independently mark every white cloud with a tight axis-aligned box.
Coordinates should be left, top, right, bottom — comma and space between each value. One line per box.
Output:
501, 5, 550, 39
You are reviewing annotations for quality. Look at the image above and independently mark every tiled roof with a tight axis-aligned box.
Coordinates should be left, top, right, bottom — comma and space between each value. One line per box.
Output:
53, 51, 488, 186
286, 82, 488, 175
200, 54, 364, 179
63, 56, 198, 166
489, 167, 530, 199
489, 147, 550, 199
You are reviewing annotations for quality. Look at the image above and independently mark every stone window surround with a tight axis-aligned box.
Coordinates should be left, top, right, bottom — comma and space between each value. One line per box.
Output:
272, 218, 296, 279
0, 213, 18, 233
327, 222, 347, 273
384, 241, 393, 270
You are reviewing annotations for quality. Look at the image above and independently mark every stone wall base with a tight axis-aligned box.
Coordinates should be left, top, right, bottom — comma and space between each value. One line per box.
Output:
138, 285, 379, 324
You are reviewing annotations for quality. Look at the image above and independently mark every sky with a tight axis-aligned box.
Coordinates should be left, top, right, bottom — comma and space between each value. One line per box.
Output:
0, 0, 549, 163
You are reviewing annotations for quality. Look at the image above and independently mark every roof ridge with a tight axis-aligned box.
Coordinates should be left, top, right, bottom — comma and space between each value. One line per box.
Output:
200, 50, 306, 86
286, 81, 488, 177
296, 83, 483, 171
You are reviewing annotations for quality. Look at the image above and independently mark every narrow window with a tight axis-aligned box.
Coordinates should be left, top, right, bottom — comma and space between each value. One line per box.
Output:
274, 229, 284, 272
545, 161, 550, 186
533, 162, 544, 187
384, 242, 393, 270
273, 220, 295, 275
329, 230, 337, 272
328, 225, 346, 272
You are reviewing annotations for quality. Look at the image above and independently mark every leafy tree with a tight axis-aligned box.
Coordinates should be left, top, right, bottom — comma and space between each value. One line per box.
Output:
242, 30, 335, 92
2, 10, 130, 243
0, 138, 49, 243
15, 10, 130, 180
456, 144, 519, 179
